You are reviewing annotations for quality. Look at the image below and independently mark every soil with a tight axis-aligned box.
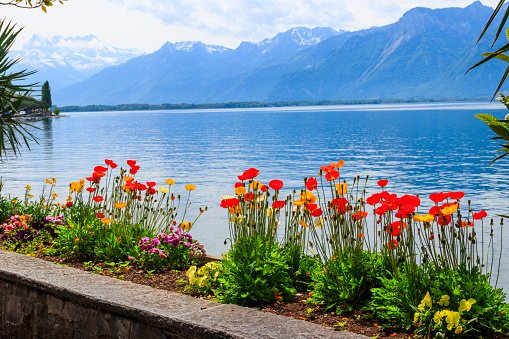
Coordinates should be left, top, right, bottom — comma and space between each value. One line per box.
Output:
34, 254, 509, 339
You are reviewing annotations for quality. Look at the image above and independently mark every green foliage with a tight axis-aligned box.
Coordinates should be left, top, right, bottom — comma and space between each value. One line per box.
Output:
310, 250, 384, 313
53, 219, 150, 262
0, 20, 38, 159
216, 237, 296, 306
53, 107, 60, 115
0, 196, 14, 222
370, 268, 426, 329
475, 93, 509, 164
41, 80, 51, 110
370, 263, 509, 336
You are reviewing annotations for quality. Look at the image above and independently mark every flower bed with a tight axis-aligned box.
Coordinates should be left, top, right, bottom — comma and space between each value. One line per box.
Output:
1, 159, 508, 338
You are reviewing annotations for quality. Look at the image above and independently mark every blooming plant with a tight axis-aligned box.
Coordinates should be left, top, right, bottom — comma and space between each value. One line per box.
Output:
137, 227, 206, 271
185, 261, 223, 297
0, 214, 63, 255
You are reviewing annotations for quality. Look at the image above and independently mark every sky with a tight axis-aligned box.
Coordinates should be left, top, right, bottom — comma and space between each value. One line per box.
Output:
0, 0, 501, 53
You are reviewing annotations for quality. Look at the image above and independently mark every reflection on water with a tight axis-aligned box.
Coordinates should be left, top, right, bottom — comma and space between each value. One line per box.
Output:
1, 102, 509, 290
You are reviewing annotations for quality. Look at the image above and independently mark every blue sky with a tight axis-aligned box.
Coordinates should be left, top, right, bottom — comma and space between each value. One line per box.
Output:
1, 0, 500, 52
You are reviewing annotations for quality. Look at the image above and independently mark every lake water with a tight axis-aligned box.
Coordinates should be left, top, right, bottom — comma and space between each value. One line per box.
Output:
2, 102, 509, 290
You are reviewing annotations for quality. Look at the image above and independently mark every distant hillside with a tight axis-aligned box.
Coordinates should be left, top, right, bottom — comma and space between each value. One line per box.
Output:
53, 2, 507, 106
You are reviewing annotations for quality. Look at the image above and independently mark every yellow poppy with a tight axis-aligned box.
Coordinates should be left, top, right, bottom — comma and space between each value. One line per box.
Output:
158, 186, 169, 193
180, 222, 193, 231
185, 184, 196, 191
235, 186, 246, 195
249, 181, 262, 190
24, 185, 31, 190
299, 220, 309, 228
441, 204, 458, 216
165, 179, 176, 185
335, 183, 348, 195
123, 176, 134, 183
229, 206, 242, 215
413, 214, 434, 223
115, 203, 127, 209
293, 191, 316, 206
101, 218, 112, 224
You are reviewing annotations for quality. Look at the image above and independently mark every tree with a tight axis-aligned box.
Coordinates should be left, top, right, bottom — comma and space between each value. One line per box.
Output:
41, 80, 51, 110
0, 0, 66, 12
0, 20, 38, 159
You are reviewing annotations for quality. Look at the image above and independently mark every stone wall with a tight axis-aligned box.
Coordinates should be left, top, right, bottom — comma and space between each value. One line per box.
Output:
0, 250, 366, 338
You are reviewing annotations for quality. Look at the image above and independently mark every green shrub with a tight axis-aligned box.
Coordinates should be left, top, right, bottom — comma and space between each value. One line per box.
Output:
216, 237, 296, 306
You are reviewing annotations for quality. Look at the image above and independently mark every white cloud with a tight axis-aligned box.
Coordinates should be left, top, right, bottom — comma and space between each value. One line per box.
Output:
0, 0, 502, 53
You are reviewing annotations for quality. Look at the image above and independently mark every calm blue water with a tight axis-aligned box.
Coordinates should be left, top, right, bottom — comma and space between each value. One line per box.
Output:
2, 102, 509, 289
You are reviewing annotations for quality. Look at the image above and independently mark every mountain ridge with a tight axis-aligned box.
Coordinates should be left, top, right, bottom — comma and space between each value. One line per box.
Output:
53, 2, 505, 106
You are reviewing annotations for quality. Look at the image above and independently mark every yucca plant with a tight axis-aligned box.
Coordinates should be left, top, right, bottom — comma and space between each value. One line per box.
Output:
0, 19, 38, 159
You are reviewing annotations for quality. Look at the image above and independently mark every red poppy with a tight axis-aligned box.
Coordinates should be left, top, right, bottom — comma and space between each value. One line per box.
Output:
221, 198, 240, 208
325, 170, 339, 181
429, 206, 441, 217
397, 195, 420, 208
387, 239, 398, 251
94, 166, 108, 173
238, 168, 259, 181
375, 204, 390, 216
66, 201, 73, 208
234, 182, 245, 188
86, 187, 96, 192
306, 177, 318, 191
146, 182, 157, 187
93, 196, 104, 202
473, 210, 487, 220
272, 200, 285, 209
305, 203, 318, 211
96, 212, 104, 218
147, 188, 156, 195
377, 180, 388, 187
319, 164, 331, 173
269, 179, 284, 191
127, 160, 137, 167
366, 194, 380, 205
429, 192, 447, 203
261, 185, 268, 192
358, 234, 365, 238
125, 182, 136, 190
130, 165, 140, 175
310, 208, 323, 217
386, 224, 401, 237
336, 204, 351, 215
447, 191, 465, 200
244, 192, 254, 201
352, 211, 368, 221
437, 215, 451, 226
105, 159, 118, 168
330, 198, 348, 207
461, 221, 475, 227
136, 183, 147, 191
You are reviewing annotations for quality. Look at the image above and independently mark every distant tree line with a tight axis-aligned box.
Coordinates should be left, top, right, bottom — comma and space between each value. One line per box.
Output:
58, 97, 491, 113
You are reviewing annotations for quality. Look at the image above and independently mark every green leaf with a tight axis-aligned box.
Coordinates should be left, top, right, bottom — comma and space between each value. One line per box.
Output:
477, 0, 506, 44
481, 52, 509, 64
476, 114, 499, 124
488, 121, 509, 139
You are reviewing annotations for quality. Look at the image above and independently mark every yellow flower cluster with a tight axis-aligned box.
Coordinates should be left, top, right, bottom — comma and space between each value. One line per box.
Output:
186, 261, 221, 287
69, 179, 85, 193
415, 293, 476, 333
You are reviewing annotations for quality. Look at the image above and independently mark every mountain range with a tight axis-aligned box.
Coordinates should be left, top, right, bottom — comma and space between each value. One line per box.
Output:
11, 35, 144, 91
29, 1, 508, 106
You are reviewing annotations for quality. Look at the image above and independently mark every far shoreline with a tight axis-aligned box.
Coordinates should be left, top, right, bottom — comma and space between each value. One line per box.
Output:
57, 96, 495, 113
